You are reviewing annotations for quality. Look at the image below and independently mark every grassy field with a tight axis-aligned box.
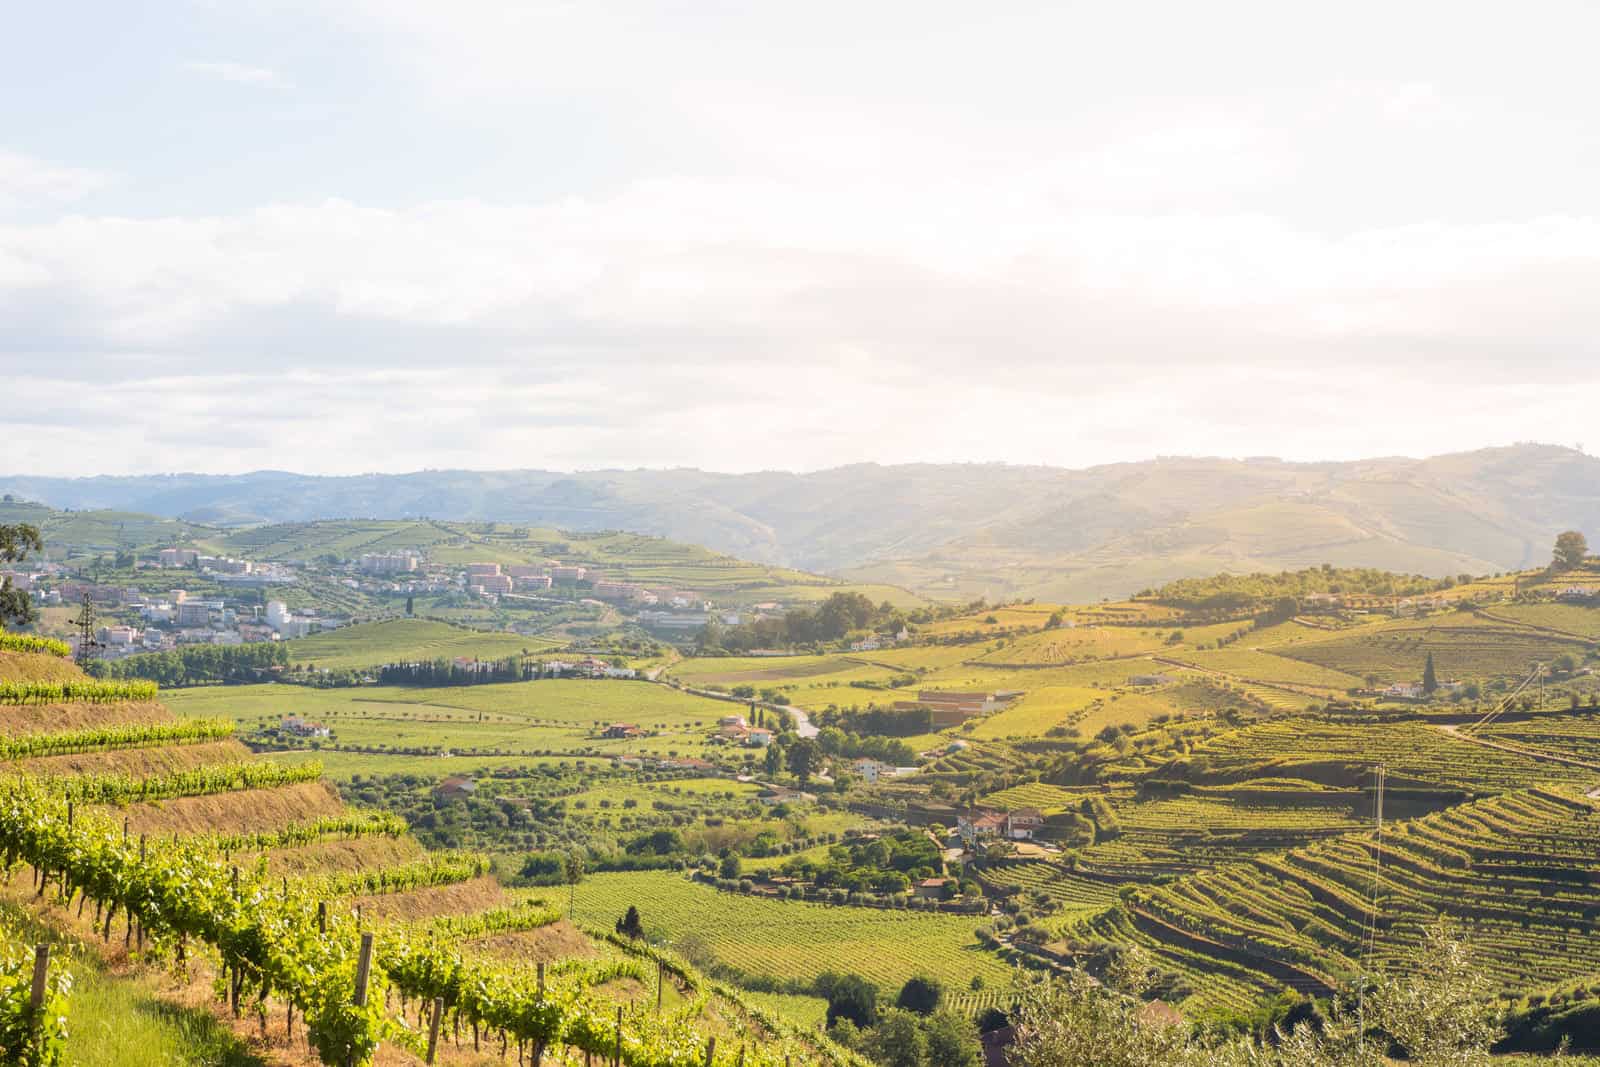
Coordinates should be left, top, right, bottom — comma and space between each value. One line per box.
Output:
164, 678, 745, 768
570, 870, 1014, 995
285, 618, 559, 669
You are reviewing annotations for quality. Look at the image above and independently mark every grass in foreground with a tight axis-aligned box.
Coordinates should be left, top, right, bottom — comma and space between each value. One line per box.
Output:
0, 900, 267, 1067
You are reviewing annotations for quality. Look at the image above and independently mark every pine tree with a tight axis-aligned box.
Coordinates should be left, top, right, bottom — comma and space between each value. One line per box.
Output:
1423, 651, 1439, 694
615, 904, 644, 939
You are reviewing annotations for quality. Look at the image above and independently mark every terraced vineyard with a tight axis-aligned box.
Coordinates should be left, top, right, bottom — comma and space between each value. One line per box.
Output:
1073, 787, 1600, 1017
1480, 710, 1600, 765
1181, 719, 1600, 792
0, 648, 873, 1066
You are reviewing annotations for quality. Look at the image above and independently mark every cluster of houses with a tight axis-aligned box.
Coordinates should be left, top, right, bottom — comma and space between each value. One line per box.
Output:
538, 656, 638, 679
714, 714, 774, 747
957, 808, 1047, 845
1302, 592, 1456, 615
848, 627, 910, 652
1380, 679, 1467, 701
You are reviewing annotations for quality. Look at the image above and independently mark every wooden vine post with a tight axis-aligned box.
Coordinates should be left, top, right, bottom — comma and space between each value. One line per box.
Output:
426, 996, 444, 1064
29, 945, 49, 1010
353, 932, 375, 1006
347, 933, 375, 1067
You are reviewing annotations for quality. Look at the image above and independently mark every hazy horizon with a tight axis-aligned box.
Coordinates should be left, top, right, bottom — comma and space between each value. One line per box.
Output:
6, 438, 1587, 483
6, 2, 1600, 477
1, 439, 1589, 483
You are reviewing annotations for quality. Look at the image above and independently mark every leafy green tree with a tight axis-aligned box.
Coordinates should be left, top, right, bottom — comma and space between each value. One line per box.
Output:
1553, 530, 1589, 570
923, 1011, 981, 1067
1422, 651, 1438, 694
786, 736, 821, 785
818, 971, 878, 1029
763, 741, 783, 777
896, 975, 945, 1015
719, 853, 742, 879
860, 1010, 927, 1067
0, 524, 42, 630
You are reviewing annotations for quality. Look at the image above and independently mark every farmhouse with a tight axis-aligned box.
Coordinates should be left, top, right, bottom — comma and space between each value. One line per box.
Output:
957, 810, 1007, 844
852, 757, 892, 783
602, 722, 642, 739
1005, 808, 1046, 840
895, 689, 1018, 727
281, 715, 331, 738
758, 785, 816, 805
913, 878, 950, 901
745, 728, 773, 747
434, 776, 477, 800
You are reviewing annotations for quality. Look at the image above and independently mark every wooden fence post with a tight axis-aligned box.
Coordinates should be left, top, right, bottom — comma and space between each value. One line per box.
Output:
537, 961, 545, 996
656, 959, 664, 1014
426, 996, 444, 1064
318, 901, 327, 934
705, 1036, 716, 1066
29, 945, 49, 1010
613, 1005, 622, 1066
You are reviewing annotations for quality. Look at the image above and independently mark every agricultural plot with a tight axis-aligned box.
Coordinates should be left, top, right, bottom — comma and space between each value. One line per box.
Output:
966, 626, 1168, 666
1186, 719, 1600, 793
666, 654, 908, 708
1485, 603, 1600, 639
1278, 619, 1588, 684
962, 685, 1102, 740
978, 781, 1091, 814
1175, 648, 1364, 691
164, 679, 743, 767
570, 870, 1014, 994
285, 618, 557, 669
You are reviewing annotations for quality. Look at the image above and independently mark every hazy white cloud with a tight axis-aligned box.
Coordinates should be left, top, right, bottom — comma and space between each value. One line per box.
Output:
0, 151, 108, 211
183, 61, 293, 89
5, 1, 1600, 475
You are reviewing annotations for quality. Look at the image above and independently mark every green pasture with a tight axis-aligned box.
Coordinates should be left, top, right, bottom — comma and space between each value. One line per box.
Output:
286, 618, 558, 669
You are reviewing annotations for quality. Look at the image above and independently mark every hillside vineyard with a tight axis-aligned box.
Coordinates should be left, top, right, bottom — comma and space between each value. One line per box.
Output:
4, 517, 1600, 1066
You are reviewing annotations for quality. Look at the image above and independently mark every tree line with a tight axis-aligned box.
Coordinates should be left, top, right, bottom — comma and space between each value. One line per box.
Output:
87, 640, 289, 686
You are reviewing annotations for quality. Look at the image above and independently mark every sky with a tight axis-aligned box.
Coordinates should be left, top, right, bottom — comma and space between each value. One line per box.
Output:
3, 1, 1599, 477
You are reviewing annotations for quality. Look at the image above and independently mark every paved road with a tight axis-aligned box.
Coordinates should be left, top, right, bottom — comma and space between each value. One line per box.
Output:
787, 704, 819, 739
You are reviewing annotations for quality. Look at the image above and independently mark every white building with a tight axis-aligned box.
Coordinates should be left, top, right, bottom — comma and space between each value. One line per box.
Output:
266, 601, 291, 628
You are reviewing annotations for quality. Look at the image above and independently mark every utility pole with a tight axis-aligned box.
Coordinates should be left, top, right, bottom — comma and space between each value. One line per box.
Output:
71, 593, 101, 668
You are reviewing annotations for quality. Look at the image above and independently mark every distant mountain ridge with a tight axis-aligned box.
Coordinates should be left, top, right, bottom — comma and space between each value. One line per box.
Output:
6, 444, 1598, 602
